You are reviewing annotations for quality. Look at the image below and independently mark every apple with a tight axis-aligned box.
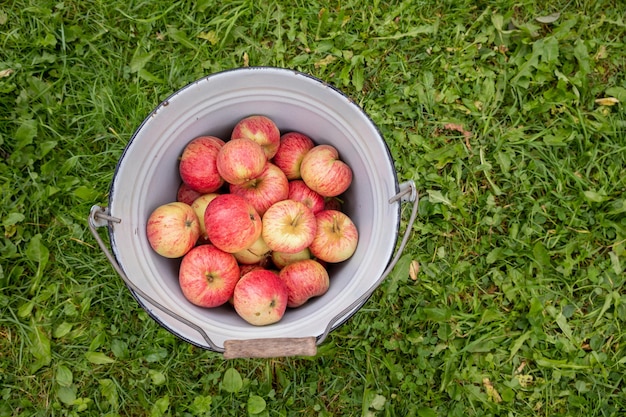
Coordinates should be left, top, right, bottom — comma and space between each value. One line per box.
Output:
233, 269, 288, 325
177, 182, 203, 205
179, 136, 225, 193
287, 180, 325, 214
178, 244, 240, 308
271, 247, 312, 269
272, 131, 315, 180
233, 235, 271, 265
204, 194, 262, 253
262, 199, 317, 254
229, 163, 289, 216
190, 193, 219, 240
216, 138, 267, 185
279, 259, 330, 308
300, 144, 352, 197
146, 202, 200, 258
231, 115, 281, 159
239, 263, 266, 278
309, 209, 358, 263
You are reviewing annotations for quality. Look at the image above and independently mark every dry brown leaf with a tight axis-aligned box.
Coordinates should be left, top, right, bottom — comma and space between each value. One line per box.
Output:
0, 68, 14, 78
595, 97, 619, 106
409, 260, 420, 280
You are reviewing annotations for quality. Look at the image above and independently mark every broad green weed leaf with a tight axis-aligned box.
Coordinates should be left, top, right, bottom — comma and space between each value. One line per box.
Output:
99, 379, 119, 409
535, 12, 561, 24
605, 86, 626, 102
28, 325, 51, 373
417, 408, 437, 417
53, 322, 73, 338
427, 190, 455, 208
423, 307, 451, 322
583, 190, 608, 203
222, 368, 243, 393
3, 212, 25, 227
15, 119, 37, 150
130, 49, 154, 73
247, 395, 266, 415
85, 351, 115, 364
532, 241, 550, 267
56, 385, 77, 406
190, 395, 212, 414
56, 365, 73, 387
150, 395, 170, 417
149, 370, 166, 386
386, 253, 412, 295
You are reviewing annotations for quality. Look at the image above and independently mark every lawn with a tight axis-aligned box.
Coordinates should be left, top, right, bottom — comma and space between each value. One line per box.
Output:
1, 0, 626, 416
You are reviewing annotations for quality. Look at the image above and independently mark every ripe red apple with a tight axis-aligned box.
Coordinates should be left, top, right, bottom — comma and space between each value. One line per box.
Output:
271, 247, 312, 269
179, 136, 225, 193
178, 244, 240, 308
233, 235, 271, 265
177, 182, 203, 205
288, 180, 325, 214
231, 115, 281, 159
300, 144, 353, 197
309, 209, 358, 263
204, 194, 262, 253
272, 131, 315, 180
262, 199, 317, 254
216, 138, 267, 185
146, 202, 200, 258
279, 259, 330, 308
233, 269, 288, 325
229, 163, 289, 216
190, 193, 219, 240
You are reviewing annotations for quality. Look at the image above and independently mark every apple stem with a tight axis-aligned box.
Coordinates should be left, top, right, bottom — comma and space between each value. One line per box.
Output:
332, 215, 341, 233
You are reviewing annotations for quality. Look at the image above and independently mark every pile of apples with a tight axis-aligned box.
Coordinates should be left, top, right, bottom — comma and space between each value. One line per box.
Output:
145, 115, 358, 326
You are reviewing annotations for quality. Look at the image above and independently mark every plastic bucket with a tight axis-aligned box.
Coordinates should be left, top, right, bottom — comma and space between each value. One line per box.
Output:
89, 67, 417, 358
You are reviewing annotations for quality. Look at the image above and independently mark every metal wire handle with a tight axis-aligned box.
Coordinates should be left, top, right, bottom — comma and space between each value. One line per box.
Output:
88, 179, 418, 356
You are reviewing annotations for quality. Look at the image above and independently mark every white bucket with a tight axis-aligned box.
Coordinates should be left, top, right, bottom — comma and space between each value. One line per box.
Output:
89, 67, 417, 358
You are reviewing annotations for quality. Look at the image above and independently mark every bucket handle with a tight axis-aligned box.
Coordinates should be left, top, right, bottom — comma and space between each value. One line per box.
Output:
88, 180, 418, 358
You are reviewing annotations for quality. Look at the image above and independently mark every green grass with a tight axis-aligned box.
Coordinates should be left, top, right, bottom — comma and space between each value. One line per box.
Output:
1, 0, 626, 416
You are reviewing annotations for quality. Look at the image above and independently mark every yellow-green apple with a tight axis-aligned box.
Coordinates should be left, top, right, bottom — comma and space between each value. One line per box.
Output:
179, 136, 225, 193
233, 235, 271, 265
300, 144, 352, 197
233, 269, 288, 325
271, 247, 312, 269
309, 209, 358, 263
204, 194, 262, 253
216, 138, 267, 185
231, 115, 281, 159
146, 202, 200, 258
229, 163, 289, 216
278, 259, 330, 308
190, 193, 219, 241
262, 199, 317, 254
272, 131, 314, 180
287, 180, 325, 214
178, 244, 240, 308
177, 182, 203, 205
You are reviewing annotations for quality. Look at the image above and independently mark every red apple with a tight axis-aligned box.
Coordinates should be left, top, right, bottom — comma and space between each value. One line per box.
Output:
271, 247, 312, 269
216, 138, 267, 185
233, 269, 288, 325
287, 180, 325, 214
300, 144, 352, 197
309, 210, 358, 263
179, 136, 225, 193
178, 244, 240, 308
262, 199, 317, 254
233, 235, 271, 265
239, 263, 266, 278
204, 194, 262, 253
146, 202, 200, 258
272, 132, 315, 180
177, 182, 203, 205
231, 115, 281, 159
279, 259, 330, 308
229, 163, 289, 216
190, 193, 219, 240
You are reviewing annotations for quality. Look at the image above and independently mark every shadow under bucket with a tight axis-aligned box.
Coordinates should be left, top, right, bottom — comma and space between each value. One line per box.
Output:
89, 67, 418, 358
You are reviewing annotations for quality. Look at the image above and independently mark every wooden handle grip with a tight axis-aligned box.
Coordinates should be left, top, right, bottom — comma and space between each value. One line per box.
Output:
223, 337, 317, 359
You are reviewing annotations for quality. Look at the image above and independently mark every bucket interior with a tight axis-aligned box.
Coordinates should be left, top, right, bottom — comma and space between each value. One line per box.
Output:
108, 67, 401, 350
